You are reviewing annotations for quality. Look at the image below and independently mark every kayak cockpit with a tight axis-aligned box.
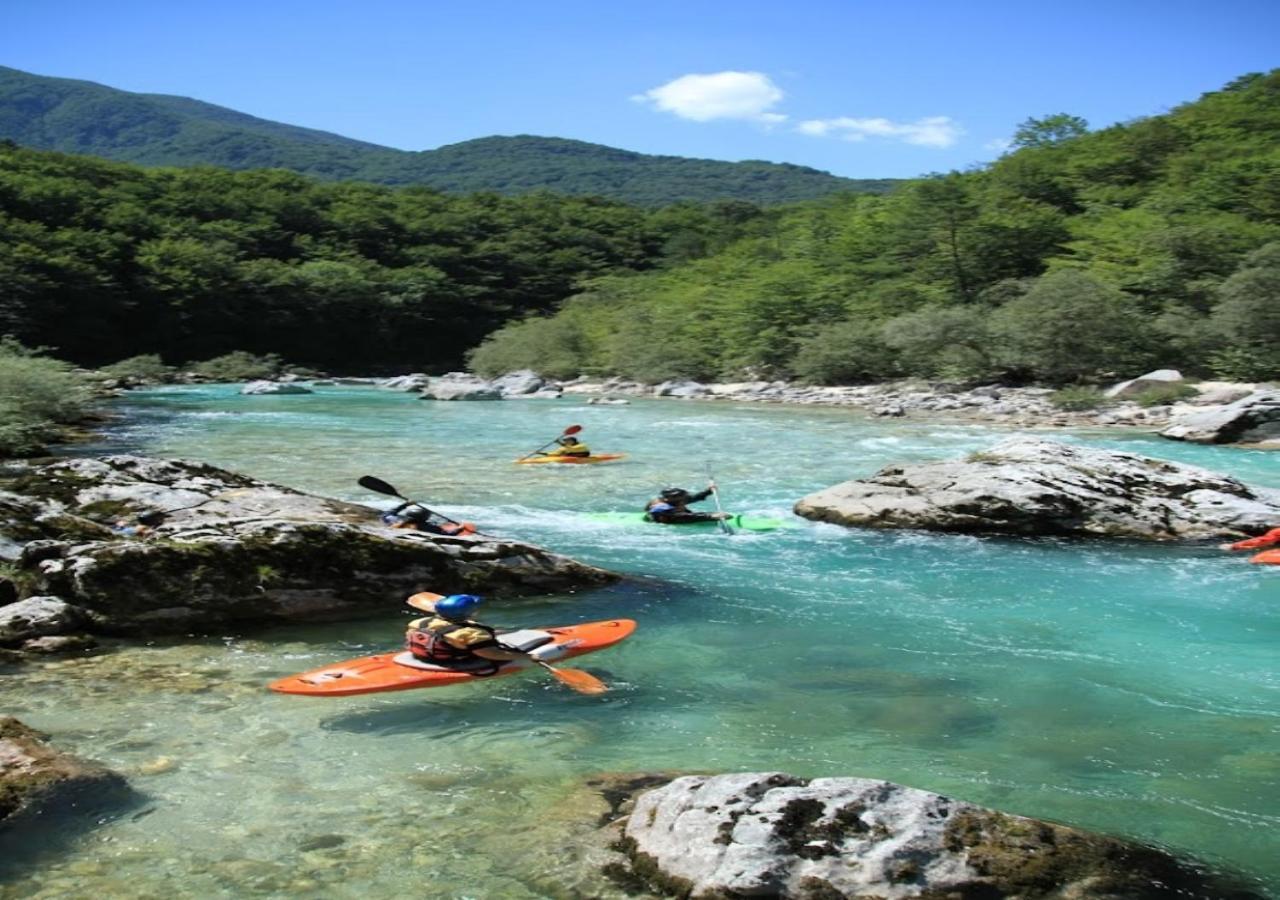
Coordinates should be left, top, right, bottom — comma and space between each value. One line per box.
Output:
390, 629, 556, 671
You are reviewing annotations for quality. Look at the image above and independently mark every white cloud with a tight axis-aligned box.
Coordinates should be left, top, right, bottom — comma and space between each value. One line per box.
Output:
796, 115, 963, 148
634, 71, 786, 123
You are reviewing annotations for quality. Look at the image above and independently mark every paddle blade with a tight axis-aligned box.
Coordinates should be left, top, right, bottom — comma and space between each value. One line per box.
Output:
563, 424, 583, 435
358, 475, 403, 498
540, 662, 608, 695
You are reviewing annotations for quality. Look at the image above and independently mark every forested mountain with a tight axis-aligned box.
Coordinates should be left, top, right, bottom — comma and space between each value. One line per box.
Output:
471, 71, 1280, 385
0, 66, 891, 205
3, 71, 1276, 384
0, 141, 760, 369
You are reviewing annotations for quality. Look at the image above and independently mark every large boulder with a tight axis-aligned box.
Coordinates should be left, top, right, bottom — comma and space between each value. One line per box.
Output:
609, 772, 1254, 899
1, 717, 131, 826
654, 381, 710, 398
1104, 368, 1183, 399
421, 381, 501, 401
1161, 390, 1280, 446
793, 437, 1280, 540
239, 380, 313, 395
0, 597, 88, 645
0, 456, 615, 635
379, 373, 432, 392
491, 370, 546, 396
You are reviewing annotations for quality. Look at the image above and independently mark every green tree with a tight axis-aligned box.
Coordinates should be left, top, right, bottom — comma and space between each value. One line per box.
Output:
1012, 114, 1089, 149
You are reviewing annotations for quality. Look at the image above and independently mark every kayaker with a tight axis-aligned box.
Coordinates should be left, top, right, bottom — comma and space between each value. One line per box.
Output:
381, 502, 466, 536
1220, 527, 1280, 552
404, 594, 528, 670
644, 484, 729, 524
540, 435, 591, 458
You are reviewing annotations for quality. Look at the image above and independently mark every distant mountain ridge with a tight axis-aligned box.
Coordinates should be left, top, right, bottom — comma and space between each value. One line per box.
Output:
0, 65, 895, 204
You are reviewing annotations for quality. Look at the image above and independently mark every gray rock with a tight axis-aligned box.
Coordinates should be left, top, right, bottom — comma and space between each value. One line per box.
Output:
587, 397, 630, 406
0, 456, 615, 635
1105, 368, 1183, 399
1, 717, 133, 825
613, 772, 1236, 900
239, 380, 313, 395
875, 404, 905, 417
0, 597, 87, 644
793, 437, 1280, 539
379, 373, 432, 391
654, 381, 710, 398
1191, 386, 1254, 406
420, 381, 502, 401
491, 370, 545, 396
20, 634, 97, 654
1161, 390, 1280, 445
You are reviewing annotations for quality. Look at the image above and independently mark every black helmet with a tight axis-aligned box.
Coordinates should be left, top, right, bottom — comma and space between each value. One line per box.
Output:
557, 435, 576, 444
660, 487, 689, 501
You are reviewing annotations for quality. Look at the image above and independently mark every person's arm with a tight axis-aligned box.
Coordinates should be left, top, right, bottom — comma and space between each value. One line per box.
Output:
687, 488, 713, 503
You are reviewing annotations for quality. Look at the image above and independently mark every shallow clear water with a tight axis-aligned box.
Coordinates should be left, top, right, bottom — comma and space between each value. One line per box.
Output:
3, 386, 1278, 898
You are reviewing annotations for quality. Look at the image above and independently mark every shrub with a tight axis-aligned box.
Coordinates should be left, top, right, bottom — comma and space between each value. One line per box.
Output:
990, 270, 1158, 383
792, 320, 900, 385
468, 317, 585, 380
1131, 383, 1198, 407
99, 354, 175, 383
0, 338, 92, 457
1048, 386, 1109, 411
187, 351, 284, 382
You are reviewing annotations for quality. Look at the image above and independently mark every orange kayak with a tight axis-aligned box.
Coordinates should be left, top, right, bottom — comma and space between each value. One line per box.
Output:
269, 619, 636, 696
515, 453, 626, 465
1250, 549, 1280, 566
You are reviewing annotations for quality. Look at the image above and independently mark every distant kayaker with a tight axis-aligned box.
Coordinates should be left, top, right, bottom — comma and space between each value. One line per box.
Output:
539, 435, 591, 458
644, 484, 730, 524
405, 594, 527, 671
1220, 527, 1280, 552
381, 502, 467, 536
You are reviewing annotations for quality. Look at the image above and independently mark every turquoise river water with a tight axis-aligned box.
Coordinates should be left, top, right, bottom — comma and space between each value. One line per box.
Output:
2, 385, 1277, 898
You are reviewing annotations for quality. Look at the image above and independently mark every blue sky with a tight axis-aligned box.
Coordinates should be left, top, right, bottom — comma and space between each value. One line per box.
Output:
4, 0, 1277, 178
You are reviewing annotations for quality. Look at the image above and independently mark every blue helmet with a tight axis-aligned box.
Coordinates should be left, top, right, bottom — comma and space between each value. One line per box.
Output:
435, 594, 482, 621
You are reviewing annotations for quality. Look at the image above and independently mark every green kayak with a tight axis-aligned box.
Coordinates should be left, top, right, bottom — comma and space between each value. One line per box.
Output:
585, 512, 795, 532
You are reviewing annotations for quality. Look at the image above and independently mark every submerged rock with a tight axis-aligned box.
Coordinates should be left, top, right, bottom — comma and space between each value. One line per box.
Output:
0, 717, 131, 825
1161, 390, 1280, 446
793, 437, 1280, 540
607, 772, 1258, 899
0, 456, 615, 637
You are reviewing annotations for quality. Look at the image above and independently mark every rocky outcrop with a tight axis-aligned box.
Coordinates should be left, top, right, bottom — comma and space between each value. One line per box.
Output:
1161, 390, 1280, 446
793, 438, 1280, 540
379, 373, 432, 391
0, 717, 131, 826
654, 380, 710, 398
606, 772, 1255, 900
1104, 368, 1183, 399
239, 380, 313, 395
0, 597, 88, 644
421, 381, 501, 401
491, 370, 546, 396
0, 456, 614, 638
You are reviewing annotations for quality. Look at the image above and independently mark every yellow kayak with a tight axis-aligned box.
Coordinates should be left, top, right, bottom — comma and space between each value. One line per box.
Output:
515, 453, 627, 465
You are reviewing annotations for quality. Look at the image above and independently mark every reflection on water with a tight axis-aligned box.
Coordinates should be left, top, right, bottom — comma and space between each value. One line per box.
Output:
2, 386, 1277, 897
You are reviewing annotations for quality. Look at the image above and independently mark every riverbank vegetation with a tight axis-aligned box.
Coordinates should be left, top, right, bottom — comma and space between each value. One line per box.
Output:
2, 71, 1277, 384
472, 72, 1280, 384
0, 339, 90, 456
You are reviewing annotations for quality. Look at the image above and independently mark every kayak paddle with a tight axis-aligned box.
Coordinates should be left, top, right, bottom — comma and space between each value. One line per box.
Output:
706, 466, 734, 535
518, 424, 583, 461
406, 593, 607, 694
357, 476, 476, 534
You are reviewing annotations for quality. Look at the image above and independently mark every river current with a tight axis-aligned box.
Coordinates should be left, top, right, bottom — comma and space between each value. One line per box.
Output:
2, 385, 1277, 898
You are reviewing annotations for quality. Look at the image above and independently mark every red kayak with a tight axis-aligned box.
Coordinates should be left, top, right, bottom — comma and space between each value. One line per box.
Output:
1250, 549, 1280, 566
269, 619, 636, 697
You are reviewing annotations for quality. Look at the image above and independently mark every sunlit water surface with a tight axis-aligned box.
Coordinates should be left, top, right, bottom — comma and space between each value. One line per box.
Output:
2, 386, 1277, 898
